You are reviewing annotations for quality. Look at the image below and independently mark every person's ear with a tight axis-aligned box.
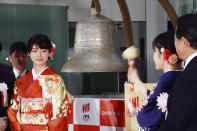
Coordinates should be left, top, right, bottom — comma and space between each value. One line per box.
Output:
168, 54, 178, 64
182, 37, 190, 47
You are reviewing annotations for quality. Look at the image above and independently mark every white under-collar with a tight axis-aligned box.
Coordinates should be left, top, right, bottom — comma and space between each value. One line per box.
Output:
184, 52, 197, 69
13, 68, 27, 79
32, 67, 48, 80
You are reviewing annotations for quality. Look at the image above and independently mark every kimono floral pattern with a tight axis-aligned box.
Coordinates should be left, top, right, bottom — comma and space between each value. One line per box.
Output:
20, 98, 52, 112
38, 74, 73, 119
157, 92, 169, 113
20, 98, 52, 125
10, 86, 53, 125
11, 87, 20, 111
138, 84, 156, 112
10, 74, 73, 127
137, 71, 181, 131
20, 113, 48, 125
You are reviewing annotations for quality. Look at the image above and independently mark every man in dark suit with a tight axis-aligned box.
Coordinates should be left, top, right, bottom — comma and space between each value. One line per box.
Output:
9, 41, 29, 80
0, 42, 15, 130
158, 14, 197, 131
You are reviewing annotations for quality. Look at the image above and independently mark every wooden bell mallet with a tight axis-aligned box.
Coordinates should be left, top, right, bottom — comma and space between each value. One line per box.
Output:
122, 46, 139, 85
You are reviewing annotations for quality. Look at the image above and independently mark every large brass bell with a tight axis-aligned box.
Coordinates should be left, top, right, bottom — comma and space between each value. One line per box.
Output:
61, 0, 127, 72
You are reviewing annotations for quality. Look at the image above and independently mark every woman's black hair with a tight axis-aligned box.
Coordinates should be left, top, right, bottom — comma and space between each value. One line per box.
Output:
28, 34, 51, 53
152, 31, 176, 54
152, 31, 182, 64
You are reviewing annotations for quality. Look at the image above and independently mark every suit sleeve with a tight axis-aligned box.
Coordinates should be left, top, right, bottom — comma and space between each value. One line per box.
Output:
1, 69, 15, 117
7, 71, 16, 105
158, 72, 197, 131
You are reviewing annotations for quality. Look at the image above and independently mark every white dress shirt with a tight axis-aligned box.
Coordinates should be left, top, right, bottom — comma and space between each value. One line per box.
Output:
13, 68, 27, 79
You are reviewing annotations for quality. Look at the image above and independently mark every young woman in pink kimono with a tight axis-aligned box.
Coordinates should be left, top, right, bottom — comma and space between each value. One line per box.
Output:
7, 34, 73, 131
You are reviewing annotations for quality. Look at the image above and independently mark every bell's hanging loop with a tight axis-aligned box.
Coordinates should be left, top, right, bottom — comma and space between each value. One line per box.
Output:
91, 0, 101, 14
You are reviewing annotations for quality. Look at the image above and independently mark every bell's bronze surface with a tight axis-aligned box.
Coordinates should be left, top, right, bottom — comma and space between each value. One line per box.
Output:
61, 14, 127, 72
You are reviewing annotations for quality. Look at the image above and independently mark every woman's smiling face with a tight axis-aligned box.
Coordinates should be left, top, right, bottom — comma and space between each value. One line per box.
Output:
29, 44, 51, 67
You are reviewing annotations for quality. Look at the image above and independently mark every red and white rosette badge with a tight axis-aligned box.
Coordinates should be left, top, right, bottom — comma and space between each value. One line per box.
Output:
49, 41, 56, 61
122, 46, 139, 88
0, 82, 8, 107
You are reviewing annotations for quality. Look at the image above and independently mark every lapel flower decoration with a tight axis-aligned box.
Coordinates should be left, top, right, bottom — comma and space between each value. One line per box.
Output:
0, 83, 8, 92
0, 83, 8, 107
157, 92, 169, 113
161, 48, 172, 60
